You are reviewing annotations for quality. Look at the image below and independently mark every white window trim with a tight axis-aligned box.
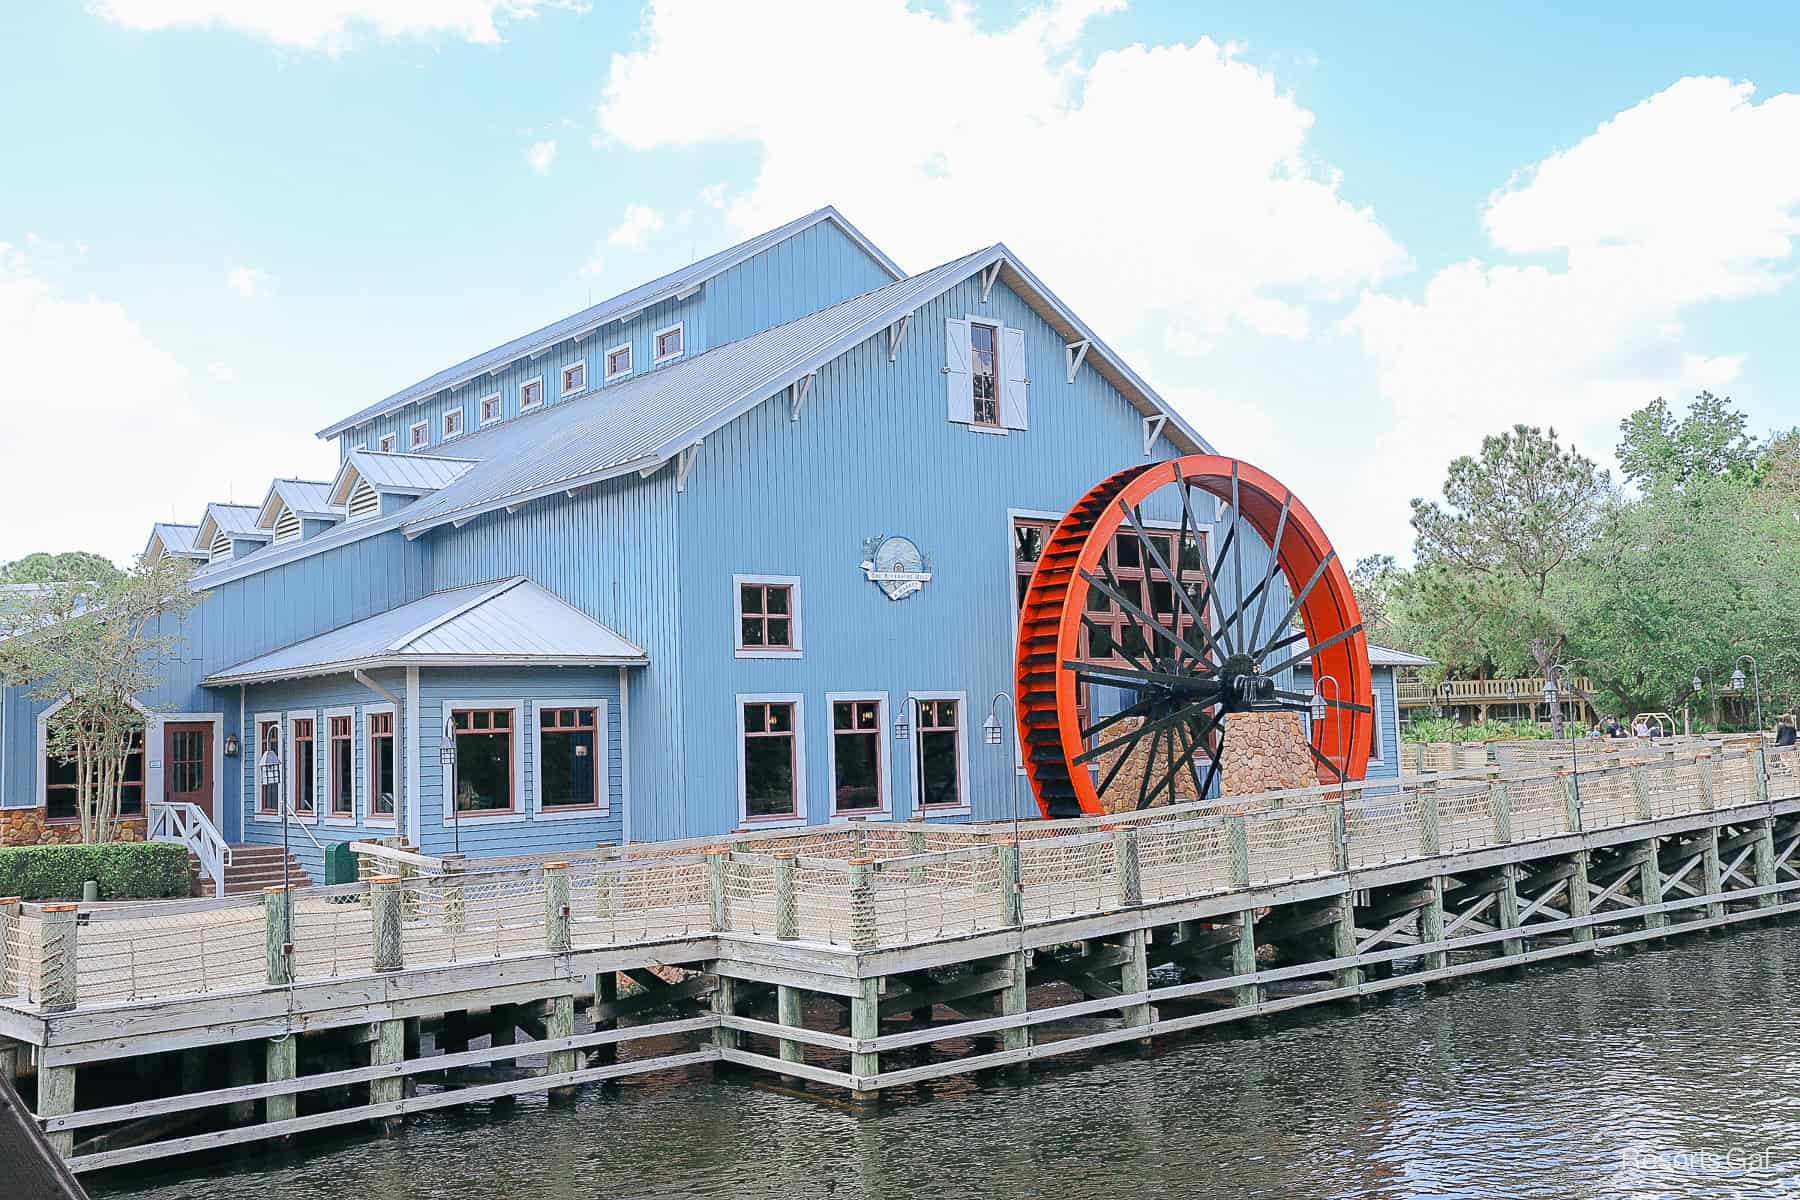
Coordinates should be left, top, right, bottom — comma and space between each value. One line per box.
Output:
322, 705, 358, 826
142, 710, 224, 817
652, 321, 685, 364
736, 692, 807, 828
439, 700, 528, 825
824, 691, 891, 819
733, 573, 803, 659
442, 407, 465, 440
477, 391, 503, 427
35, 694, 154, 812
377, 433, 398, 454
1367, 690, 1386, 764
287, 710, 323, 824
603, 341, 633, 380
362, 701, 397, 824
531, 698, 612, 820
560, 359, 588, 396
408, 420, 430, 451
250, 711, 284, 823
965, 313, 1006, 435
519, 375, 545, 410
907, 689, 971, 817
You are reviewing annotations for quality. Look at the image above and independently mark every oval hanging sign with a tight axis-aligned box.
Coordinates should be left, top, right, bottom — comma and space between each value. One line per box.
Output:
861, 535, 933, 601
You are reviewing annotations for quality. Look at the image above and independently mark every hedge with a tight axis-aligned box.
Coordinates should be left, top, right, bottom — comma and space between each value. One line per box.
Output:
0, 841, 191, 900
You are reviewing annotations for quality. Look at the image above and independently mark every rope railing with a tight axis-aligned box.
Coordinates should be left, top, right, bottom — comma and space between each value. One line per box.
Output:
11, 745, 1796, 1009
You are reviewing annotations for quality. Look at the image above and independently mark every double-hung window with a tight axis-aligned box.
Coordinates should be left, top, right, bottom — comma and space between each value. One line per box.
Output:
451, 709, 514, 814
409, 421, 429, 451
605, 343, 632, 379
946, 317, 1026, 431
377, 433, 397, 454
561, 361, 586, 395
442, 408, 465, 439
292, 717, 316, 816
368, 711, 396, 820
479, 393, 502, 426
520, 377, 543, 410
913, 697, 966, 811
830, 698, 885, 815
740, 698, 802, 821
969, 322, 1000, 427
328, 715, 354, 818
539, 706, 602, 811
653, 323, 684, 363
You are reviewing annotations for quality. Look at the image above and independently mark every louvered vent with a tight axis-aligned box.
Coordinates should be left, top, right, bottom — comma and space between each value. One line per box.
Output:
210, 531, 232, 561
272, 506, 302, 544
348, 479, 381, 520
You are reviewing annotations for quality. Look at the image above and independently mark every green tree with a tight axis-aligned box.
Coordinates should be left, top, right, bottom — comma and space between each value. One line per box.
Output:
1410, 425, 1614, 733
0, 556, 199, 842
1616, 391, 1757, 490
0, 551, 124, 585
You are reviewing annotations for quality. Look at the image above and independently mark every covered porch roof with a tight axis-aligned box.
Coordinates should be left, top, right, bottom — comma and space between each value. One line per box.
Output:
203, 577, 647, 686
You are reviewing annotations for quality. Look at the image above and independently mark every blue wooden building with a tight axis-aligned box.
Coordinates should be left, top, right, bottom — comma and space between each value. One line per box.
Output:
0, 207, 1411, 879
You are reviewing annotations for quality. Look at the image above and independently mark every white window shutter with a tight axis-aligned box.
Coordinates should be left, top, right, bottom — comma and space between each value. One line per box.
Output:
944, 317, 973, 424
1000, 326, 1029, 430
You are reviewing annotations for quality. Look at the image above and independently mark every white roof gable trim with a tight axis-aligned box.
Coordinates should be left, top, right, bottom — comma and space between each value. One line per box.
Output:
327, 450, 478, 506
202, 577, 648, 686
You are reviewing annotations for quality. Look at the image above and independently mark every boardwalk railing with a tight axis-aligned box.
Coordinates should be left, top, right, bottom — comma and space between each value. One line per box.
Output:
2, 745, 1793, 1009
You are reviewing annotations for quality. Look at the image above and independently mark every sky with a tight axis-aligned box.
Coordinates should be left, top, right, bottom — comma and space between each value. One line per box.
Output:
2, 0, 1797, 568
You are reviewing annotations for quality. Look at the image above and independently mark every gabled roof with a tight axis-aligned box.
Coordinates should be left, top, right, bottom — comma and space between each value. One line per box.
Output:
195, 503, 268, 549
394, 243, 1211, 537
255, 479, 342, 530
144, 523, 205, 563
314, 207, 904, 441
202, 577, 647, 686
327, 450, 477, 506
1296, 643, 1436, 670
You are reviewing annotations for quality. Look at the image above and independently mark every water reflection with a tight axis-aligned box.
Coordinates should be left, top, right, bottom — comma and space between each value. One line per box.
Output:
97, 928, 1800, 1200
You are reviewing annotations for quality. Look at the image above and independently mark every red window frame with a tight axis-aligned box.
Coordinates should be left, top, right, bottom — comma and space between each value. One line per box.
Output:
655, 326, 683, 360
328, 715, 354, 817
451, 708, 515, 815
606, 345, 631, 377
539, 706, 602, 811
292, 718, 316, 815
741, 701, 798, 820
368, 711, 396, 821
914, 698, 963, 810
969, 321, 1000, 427
561, 361, 586, 394
737, 583, 795, 651
479, 393, 501, 424
831, 699, 884, 815
520, 378, 543, 409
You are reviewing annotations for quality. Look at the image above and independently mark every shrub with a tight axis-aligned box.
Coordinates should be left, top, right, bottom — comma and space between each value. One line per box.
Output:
1402, 717, 1556, 744
0, 841, 190, 900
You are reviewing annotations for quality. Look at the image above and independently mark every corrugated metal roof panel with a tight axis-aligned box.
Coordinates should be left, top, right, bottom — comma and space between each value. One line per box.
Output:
147, 523, 204, 559
203, 577, 647, 685
315, 207, 904, 440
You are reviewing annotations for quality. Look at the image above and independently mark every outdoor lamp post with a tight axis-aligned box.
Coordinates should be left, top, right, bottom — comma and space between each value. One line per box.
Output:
893, 696, 925, 819
1547, 660, 1583, 811
1693, 664, 1716, 732
1734, 654, 1764, 734
1312, 675, 1345, 797
1437, 681, 1453, 720
981, 691, 1025, 914
259, 743, 288, 894
440, 717, 460, 856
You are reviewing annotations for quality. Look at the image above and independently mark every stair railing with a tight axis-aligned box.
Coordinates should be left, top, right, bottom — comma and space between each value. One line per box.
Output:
147, 803, 234, 898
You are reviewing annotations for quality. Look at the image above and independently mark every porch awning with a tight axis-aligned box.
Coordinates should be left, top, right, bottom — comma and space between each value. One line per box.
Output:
203, 577, 647, 686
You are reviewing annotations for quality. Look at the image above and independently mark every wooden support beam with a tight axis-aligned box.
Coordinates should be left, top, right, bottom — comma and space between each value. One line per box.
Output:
879, 968, 1016, 1019
1331, 892, 1360, 993
1702, 827, 1725, 920
1118, 930, 1153, 1034
264, 1036, 296, 1125
369, 1019, 404, 1134
1065, 339, 1090, 383
849, 978, 880, 1091
1755, 817, 1779, 910
1232, 910, 1260, 1008
776, 986, 806, 1081
1638, 835, 1668, 936
1567, 852, 1595, 949
888, 314, 913, 363
1419, 877, 1447, 973
1495, 865, 1523, 959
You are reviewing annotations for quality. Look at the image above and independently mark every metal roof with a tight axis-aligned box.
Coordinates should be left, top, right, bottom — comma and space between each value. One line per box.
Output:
1296, 643, 1436, 670
396, 243, 1211, 537
327, 450, 476, 506
145, 523, 205, 561
314, 207, 904, 441
203, 577, 647, 686
195, 503, 267, 548
255, 479, 342, 529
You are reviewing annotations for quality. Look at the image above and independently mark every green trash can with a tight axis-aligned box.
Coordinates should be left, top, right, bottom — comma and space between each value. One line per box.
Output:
324, 841, 360, 885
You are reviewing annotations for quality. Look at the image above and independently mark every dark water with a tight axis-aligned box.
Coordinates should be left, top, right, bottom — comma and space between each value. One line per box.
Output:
95, 928, 1800, 1200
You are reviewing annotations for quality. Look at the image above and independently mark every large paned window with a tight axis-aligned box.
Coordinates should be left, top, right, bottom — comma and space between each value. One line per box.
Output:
368, 711, 396, 820
831, 699, 883, 814
451, 709, 513, 814
969, 322, 1000, 427
914, 698, 964, 809
741, 699, 799, 820
45, 730, 143, 822
540, 706, 601, 810
292, 718, 316, 815
1083, 527, 1207, 663
329, 715, 354, 817
257, 719, 282, 812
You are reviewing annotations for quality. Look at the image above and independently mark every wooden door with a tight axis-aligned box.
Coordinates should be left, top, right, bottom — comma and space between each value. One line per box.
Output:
164, 722, 214, 819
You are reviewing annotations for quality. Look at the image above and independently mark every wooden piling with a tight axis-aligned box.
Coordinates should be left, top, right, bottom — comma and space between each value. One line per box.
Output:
1638, 834, 1668, 935
1113, 828, 1142, 908
1232, 907, 1260, 1007
39, 904, 78, 1012
773, 853, 798, 941
1419, 876, 1447, 974
1754, 817, 1778, 911
1496, 865, 1523, 959
370, 1019, 405, 1132
371, 876, 403, 973
39, 1063, 75, 1158
1568, 852, 1595, 949
544, 863, 572, 954
1701, 829, 1725, 921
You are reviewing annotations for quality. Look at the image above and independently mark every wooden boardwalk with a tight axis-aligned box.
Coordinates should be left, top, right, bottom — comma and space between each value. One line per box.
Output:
2, 738, 1796, 1175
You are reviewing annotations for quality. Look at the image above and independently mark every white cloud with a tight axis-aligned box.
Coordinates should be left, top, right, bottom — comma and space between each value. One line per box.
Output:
94, 0, 564, 49
579, 255, 606, 277
599, 1, 1404, 355
0, 249, 323, 563
227, 266, 269, 298
527, 139, 558, 173
1345, 77, 1800, 555
607, 204, 665, 249
207, 362, 237, 382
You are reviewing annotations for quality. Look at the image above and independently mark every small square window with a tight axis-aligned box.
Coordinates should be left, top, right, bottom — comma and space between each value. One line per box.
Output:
479, 393, 502, 426
561, 361, 587, 395
653, 324, 684, 363
378, 433, 397, 453
736, 579, 800, 656
520, 378, 543, 410
409, 421, 429, 450
605, 343, 632, 379
442, 408, 464, 439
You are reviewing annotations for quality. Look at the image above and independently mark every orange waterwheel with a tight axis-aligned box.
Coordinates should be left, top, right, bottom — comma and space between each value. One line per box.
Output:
1016, 455, 1372, 818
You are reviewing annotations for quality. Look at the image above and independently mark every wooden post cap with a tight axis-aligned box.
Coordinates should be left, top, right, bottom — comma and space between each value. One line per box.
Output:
263, 884, 292, 894
544, 861, 569, 870
0, 896, 21, 905
772, 851, 796, 860
848, 857, 875, 866
42, 903, 78, 913
370, 874, 402, 885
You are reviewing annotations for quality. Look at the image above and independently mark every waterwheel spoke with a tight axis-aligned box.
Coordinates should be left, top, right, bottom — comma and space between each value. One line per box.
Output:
1077, 695, 1163, 745
1116, 498, 1215, 668
1172, 712, 1210, 800
1259, 549, 1336, 659
1133, 723, 1165, 811
1258, 629, 1309, 659
1248, 491, 1292, 653
1173, 462, 1234, 657
1081, 613, 1156, 673
1228, 461, 1245, 655
1064, 659, 1220, 693
1309, 742, 1347, 783
1079, 568, 1209, 667
1273, 688, 1372, 714
1073, 698, 1215, 767
1140, 724, 1190, 811
1261, 622, 1364, 679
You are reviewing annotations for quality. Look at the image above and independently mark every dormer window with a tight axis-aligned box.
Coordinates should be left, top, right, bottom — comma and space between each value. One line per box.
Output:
653, 323, 684, 363
561, 361, 587, 395
409, 421, 429, 451
479, 393, 502, 426
443, 408, 465, 439
347, 479, 381, 520
378, 433, 397, 454
605, 343, 632, 380
272, 505, 302, 545
210, 531, 232, 561
520, 377, 543, 410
